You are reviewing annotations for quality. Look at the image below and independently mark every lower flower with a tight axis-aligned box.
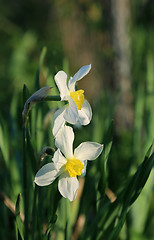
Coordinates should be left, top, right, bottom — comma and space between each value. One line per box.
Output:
34, 126, 103, 201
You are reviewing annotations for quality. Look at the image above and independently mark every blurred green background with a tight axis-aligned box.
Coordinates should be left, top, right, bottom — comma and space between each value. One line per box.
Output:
0, 0, 154, 239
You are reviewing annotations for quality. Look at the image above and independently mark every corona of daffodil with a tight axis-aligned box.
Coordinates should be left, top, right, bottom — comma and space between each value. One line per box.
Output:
34, 126, 103, 201
53, 64, 92, 136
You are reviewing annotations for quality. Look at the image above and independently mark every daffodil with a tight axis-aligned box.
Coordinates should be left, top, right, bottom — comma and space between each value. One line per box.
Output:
34, 126, 103, 201
52, 64, 92, 136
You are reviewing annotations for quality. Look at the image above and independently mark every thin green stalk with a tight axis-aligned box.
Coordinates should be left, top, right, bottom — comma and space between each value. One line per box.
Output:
23, 85, 29, 240
31, 185, 38, 240
44, 95, 61, 101
65, 200, 71, 240
23, 124, 29, 240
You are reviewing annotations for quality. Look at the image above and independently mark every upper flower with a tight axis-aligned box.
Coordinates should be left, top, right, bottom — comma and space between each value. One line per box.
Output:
52, 64, 92, 136
34, 126, 103, 201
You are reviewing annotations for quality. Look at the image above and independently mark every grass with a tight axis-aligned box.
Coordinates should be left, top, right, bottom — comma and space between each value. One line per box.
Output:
0, 46, 153, 240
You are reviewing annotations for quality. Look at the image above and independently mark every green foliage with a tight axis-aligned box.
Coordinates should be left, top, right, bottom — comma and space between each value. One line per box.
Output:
15, 194, 24, 240
0, 44, 153, 239
0, 1, 154, 239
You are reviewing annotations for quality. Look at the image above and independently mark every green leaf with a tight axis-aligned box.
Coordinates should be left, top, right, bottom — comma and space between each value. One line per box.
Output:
35, 46, 47, 89
124, 141, 154, 207
0, 121, 9, 166
103, 120, 113, 175
98, 120, 113, 196
39, 46, 47, 69
15, 194, 24, 240
94, 142, 154, 240
105, 142, 154, 240
45, 214, 57, 237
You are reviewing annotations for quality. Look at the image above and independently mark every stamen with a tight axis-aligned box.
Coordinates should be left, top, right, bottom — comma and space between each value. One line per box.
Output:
70, 90, 84, 110
65, 157, 84, 178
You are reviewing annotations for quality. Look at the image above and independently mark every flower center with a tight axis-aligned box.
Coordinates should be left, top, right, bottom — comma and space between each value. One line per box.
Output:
70, 90, 84, 110
65, 157, 84, 178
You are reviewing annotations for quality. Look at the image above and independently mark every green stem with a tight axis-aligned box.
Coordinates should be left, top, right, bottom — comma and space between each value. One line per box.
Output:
31, 185, 38, 240
23, 125, 29, 240
23, 84, 29, 240
44, 95, 61, 101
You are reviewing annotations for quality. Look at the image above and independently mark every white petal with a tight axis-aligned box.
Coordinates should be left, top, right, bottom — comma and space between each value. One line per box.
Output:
52, 106, 66, 137
68, 77, 75, 92
54, 71, 70, 100
68, 64, 91, 91
34, 163, 58, 186
52, 149, 67, 168
74, 142, 104, 161
58, 173, 79, 201
78, 100, 92, 125
55, 125, 74, 159
80, 160, 87, 177
63, 96, 79, 124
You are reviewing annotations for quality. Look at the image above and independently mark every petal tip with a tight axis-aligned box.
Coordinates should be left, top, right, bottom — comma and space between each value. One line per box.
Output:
88, 63, 91, 69
54, 70, 66, 79
34, 178, 38, 185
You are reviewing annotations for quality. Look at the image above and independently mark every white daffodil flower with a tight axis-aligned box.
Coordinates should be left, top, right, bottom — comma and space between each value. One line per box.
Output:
52, 64, 92, 136
34, 126, 103, 201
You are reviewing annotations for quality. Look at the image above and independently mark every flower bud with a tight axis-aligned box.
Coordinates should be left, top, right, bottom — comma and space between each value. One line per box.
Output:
22, 86, 52, 126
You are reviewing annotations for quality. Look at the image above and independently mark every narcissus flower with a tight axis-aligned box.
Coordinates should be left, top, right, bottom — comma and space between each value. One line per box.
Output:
53, 64, 92, 136
34, 126, 103, 201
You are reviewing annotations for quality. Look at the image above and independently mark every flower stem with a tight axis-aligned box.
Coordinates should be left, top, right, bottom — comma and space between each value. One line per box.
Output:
44, 95, 61, 101
22, 85, 29, 239
31, 185, 38, 240
23, 124, 29, 239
